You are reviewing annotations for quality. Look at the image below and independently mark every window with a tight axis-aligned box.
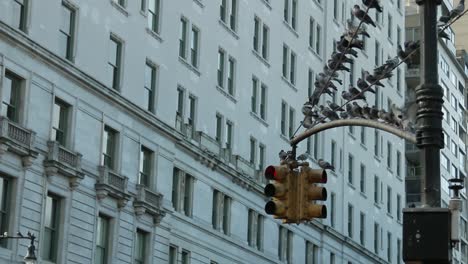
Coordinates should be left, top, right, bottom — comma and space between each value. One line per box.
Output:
330, 253, 335, 264
397, 26, 402, 46
179, 18, 200, 68
374, 130, 380, 156
215, 114, 223, 143
220, 0, 237, 31
258, 144, 266, 175
281, 101, 287, 136
360, 127, 366, 145
51, 98, 70, 146
135, 230, 148, 264
397, 239, 402, 264
374, 222, 379, 253
176, 87, 184, 120
253, 17, 269, 60
217, 50, 225, 88
250, 137, 256, 165
375, 41, 381, 66
348, 154, 354, 185
144, 62, 157, 113
212, 190, 231, 235
113, 0, 126, 7
102, 126, 118, 170
139, 146, 152, 187
247, 210, 264, 251
43, 195, 60, 261
360, 212, 365, 245
108, 35, 122, 90
374, 175, 379, 204
283, 0, 298, 30
330, 192, 336, 228
348, 204, 353, 238
331, 141, 336, 167
278, 226, 293, 262
315, 24, 321, 55
360, 164, 366, 193
0, 177, 10, 248
388, 14, 393, 40
2, 71, 22, 123
333, 0, 338, 19
288, 107, 295, 138
172, 168, 194, 217
397, 68, 401, 92
169, 245, 177, 264
396, 150, 402, 177
397, 194, 402, 221
282, 45, 296, 85
217, 49, 236, 96
387, 142, 392, 169
226, 120, 233, 150
306, 241, 318, 264
188, 95, 196, 129
182, 250, 190, 264
59, 3, 75, 61
387, 232, 392, 261
387, 187, 392, 214
12, 0, 28, 32
95, 215, 110, 264
148, 0, 161, 33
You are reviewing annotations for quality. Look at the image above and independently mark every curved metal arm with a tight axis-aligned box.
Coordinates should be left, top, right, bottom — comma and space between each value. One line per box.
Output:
290, 119, 416, 146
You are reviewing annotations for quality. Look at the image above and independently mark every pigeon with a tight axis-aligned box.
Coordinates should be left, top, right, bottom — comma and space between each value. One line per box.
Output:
351, 102, 363, 117
279, 150, 288, 161
370, 106, 379, 119
375, 56, 399, 73
340, 111, 349, 119
438, 28, 451, 40
338, 35, 365, 50
297, 153, 308, 161
363, 71, 385, 87
320, 105, 340, 121
315, 79, 338, 91
309, 89, 322, 106
303, 116, 314, 129
327, 100, 345, 111
346, 19, 370, 38
17, 232, 24, 238
337, 42, 359, 57
331, 51, 354, 65
439, 0, 465, 24
362, 0, 383, 13
318, 72, 343, 85
328, 59, 351, 72
323, 66, 339, 78
348, 85, 367, 100
302, 102, 314, 116
353, 5, 377, 27
357, 77, 377, 93
362, 104, 373, 119
318, 159, 335, 171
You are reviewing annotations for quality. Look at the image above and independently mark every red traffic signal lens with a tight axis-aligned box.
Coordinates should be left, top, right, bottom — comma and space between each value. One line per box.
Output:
264, 166, 277, 180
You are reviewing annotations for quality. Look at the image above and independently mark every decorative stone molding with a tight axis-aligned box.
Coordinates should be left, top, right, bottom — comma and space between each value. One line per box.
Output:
44, 141, 84, 190
133, 184, 166, 225
95, 166, 130, 209
0, 116, 38, 167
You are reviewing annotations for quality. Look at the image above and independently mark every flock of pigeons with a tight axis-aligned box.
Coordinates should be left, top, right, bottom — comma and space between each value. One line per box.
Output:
280, 0, 466, 171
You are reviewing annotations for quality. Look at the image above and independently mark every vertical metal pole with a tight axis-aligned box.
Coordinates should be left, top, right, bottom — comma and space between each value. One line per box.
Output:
415, 0, 444, 208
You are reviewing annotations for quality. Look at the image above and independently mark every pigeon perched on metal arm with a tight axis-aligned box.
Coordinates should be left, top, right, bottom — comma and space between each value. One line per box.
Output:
318, 159, 335, 171
346, 19, 370, 38
362, 0, 383, 13
318, 72, 343, 85
363, 71, 385, 87
439, 0, 464, 24
353, 5, 377, 27
357, 78, 376, 93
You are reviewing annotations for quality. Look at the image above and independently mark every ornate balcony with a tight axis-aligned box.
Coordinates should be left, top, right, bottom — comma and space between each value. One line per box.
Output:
133, 184, 166, 225
44, 141, 84, 189
95, 166, 130, 208
0, 116, 38, 166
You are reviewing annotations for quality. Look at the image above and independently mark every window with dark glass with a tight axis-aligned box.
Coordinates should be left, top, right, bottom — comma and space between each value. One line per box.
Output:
144, 63, 157, 113
179, 18, 188, 59
95, 215, 110, 264
59, 3, 75, 61
108, 36, 122, 90
135, 229, 147, 264
52, 98, 70, 146
12, 0, 27, 32
0, 177, 10, 248
42, 194, 60, 262
148, 0, 160, 33
139, 146, 152, 187
102, 126, 117, 170
2, 71, 22, 123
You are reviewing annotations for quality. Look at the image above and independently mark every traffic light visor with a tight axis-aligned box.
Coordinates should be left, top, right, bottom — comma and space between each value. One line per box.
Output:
264, 165, 289, 180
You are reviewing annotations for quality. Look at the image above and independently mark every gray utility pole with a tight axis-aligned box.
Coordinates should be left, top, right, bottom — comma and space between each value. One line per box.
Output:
403, 0, 451, 263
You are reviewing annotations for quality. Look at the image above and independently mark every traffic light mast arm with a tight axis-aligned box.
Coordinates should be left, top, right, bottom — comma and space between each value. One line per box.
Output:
289, 119, 416, 146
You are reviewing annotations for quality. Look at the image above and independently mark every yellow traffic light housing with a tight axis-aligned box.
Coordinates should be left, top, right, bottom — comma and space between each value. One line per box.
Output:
264, 165, 298, 221
298, 166, 328, 220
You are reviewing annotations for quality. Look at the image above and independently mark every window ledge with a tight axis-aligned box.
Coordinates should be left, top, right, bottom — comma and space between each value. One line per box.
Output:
250, 112, 268, 127
193, 0, 204, 8
374, 155, 381, 162
396, 175, 403, 182
282, 20, 299, 38
146, 28, 163, 42
360, 50, 368, 58
386, 213, 394, 219
179, 57, 201, 76
280, 134, 290, 144
281, 76, 297, 92
374, 203, 381, 209
312, 0, 323, 10
219, 20, 239, 40
360, 143, 367, 150
252, 50, 270, 68
308, 46, 322, 61
216, 85, 237, 103
260, 0, 272, 9
347, 182, 356, 190
360, 192, 367, 198
348, 132, 356, 140
110, 1, 129, 17
139, 9, 147, 17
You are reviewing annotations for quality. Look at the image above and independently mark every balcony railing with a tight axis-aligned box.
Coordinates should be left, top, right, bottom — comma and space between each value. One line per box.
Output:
0, 116, 38, 166
133, 184, 166, 224
44, 141, 84, 189
95, 166, 130, 208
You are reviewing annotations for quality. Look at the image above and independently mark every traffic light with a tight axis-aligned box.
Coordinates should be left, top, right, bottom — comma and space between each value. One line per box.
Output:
264, 165, 297, 221
298, 165, 327, 220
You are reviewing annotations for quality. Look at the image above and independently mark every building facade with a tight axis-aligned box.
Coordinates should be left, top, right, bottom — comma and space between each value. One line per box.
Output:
0, 0, 405, 263
404, 0, 468, 263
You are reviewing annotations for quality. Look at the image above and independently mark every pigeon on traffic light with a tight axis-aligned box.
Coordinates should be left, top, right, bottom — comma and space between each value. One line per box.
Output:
351, 102, 364, 117
320, 105, 340, 121
323, 66, 339, 78
362, 104, 373, 119
302, 102, 314, 116
327, 100, 345, 111
279, 150, 288, 161
363, 72, 384, 87
340, 111, 349, 119
318, 72, 343, 85
337, 42, 359, 57
357, 77, 376, 93
439, 0, 465, 24
346, 19, 370, 38
328, 59, 351, 72
303, 116, 314, 129
353, 5, 377, 27
297, 153, 308, 161
331, 51, 354, 65
362, 0, 383, 13
318, 159, 335, 171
